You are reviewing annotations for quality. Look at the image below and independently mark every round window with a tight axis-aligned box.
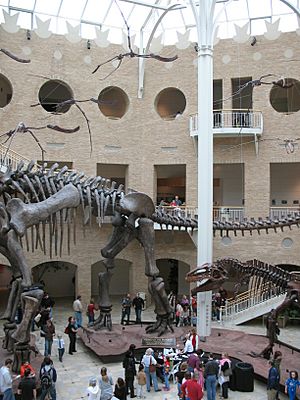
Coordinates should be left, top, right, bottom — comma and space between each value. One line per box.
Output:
38, 80, 73, 113
155, 87, 186, 120
269, 78, 300, 114
0, 74, 13, 108
98, 86, 129, 119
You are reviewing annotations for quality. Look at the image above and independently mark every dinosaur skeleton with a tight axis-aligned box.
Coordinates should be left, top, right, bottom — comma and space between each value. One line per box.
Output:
186, 258, 299, 358
0, 48, 30, 63
3, 161, 300, 368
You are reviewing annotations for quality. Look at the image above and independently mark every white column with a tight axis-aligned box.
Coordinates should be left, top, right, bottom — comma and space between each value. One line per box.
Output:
189, 0, 216, 339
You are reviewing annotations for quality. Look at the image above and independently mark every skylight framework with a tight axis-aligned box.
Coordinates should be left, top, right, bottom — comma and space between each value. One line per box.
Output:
0, 0, 299, 44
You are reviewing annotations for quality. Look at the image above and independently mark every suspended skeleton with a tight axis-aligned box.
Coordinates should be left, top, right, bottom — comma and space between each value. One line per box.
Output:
0, 122, 80, 161
92, 0, 178, 80
0, 48, 30, 63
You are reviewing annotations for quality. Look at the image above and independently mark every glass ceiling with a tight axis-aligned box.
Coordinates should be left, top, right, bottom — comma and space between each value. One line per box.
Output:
0, 0, 299, 45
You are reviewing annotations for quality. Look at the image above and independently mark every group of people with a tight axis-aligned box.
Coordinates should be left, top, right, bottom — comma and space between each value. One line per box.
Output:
0, 356, 57, 400
267, 350, 300, 400
168, 293, 198, 327
120, 293, 145, 325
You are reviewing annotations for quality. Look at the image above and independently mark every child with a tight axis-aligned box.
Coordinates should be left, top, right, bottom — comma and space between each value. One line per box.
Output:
54, 334, 65, 362
87, 377, 100, 400
137, 364, 146, 398
285, 371, 300, 400
163, 356, 170, 391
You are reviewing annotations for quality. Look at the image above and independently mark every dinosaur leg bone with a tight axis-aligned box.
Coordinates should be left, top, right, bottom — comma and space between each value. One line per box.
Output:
1, 277, 22, 321
137, 218, 159, 277
7, 184, 80, 236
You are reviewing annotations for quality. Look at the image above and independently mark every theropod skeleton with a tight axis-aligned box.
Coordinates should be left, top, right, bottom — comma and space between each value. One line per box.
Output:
2, 162, 300, 369
186, 258, 300, 358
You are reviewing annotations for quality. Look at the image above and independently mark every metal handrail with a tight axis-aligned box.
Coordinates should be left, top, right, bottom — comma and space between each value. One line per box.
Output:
0, 144, 37, 170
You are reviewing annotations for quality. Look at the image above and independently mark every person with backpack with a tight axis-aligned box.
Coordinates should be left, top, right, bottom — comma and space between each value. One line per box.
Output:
39, 356, 57, 400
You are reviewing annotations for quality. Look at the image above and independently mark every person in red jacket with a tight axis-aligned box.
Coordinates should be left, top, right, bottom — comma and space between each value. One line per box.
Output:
181, 370, 203, 400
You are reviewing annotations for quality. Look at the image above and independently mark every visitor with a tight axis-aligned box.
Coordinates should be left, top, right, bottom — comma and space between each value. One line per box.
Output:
136, 364, 146, 399
141, 348, 161, 393
181, 370, 204, 400
55, 334, 65, 362
272, 350, 282, 400
87, 299, 96, 325
187, 349, 201, 372
66, 316, 78, 355
175, 301, 183, 327
87, 377, 100, 400
122, 349, 136, 398
153, 350, 165, 383
191, 295, 197, 315
167, 291, 176, 321
0, 358, 20, 400
218, 286, 228, 300
175, 362, 188, 398
20, 361, 35, 378
121, 293, 132, 325
182, 334, 194, 354
218, 352, 231, 399
170, 195, 182, 207
39, 356, 57, 400
39, 307, 51, 328
189, 328, 199, 352
163, 356, 170, 391
204, 353, 219, 400
114, 377, 127, 400
132, 293, 145, 324
99, 367, 114, 400
73, 295, 83, 328
267, 360, 280, 400
40, 292, 55, 318
285, 370, 300, 400
17, 368, 37, 400
41, 319, 55, 356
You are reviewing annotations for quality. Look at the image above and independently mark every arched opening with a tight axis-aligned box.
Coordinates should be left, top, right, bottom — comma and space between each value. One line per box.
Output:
156, 258, 190, 295
155, 87, 186, 120
38, 80, 73, 113
91, 259, 131, 298
0, 263, 12, 312
0, 74, 13, 108
98, 86, 129, 119
269, 78, 300, 113
32, 261, 77, 299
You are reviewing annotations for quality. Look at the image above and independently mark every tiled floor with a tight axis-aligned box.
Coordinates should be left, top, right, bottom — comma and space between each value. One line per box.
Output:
1, 298, 298, 399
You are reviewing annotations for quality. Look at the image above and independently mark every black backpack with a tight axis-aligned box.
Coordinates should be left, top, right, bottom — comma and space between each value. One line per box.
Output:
41, 367, 53, 389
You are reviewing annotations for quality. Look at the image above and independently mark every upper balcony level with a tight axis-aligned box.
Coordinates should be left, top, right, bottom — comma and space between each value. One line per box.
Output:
189, 110, 263, 138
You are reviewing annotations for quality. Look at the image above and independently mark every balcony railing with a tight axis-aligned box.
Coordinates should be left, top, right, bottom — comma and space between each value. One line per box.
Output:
270, 206, 300, 219
189, 109, 263, 137
0, 144, 36, 171
155, 206, 245, 222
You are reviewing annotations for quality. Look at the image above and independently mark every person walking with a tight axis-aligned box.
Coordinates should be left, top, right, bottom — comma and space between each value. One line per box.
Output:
204, 354, 219, 400
267, 361, 280, 400
99, 367, 114, 400
56, 334, 65, 362
39, 357, 57, 400
66, 316, 78, 355
136, 365, 146, 399
141, 348, 161, 393
0, 358, 20, 400
285, 371, 300, 400
181, 370, 204, 400
17, 368, 37, 400
87, 377, 100, 400
73, 295, 83, 327
42, 319, 55, 357
132, 293, 144, 324
121, 293, 132, 325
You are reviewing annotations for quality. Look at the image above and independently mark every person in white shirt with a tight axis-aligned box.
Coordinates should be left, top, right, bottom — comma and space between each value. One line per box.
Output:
54, 334, 65, 362
0, 358, 20, 400
182, 335, 194, 354
73, 295, 83, 327
87, 377, 100, 400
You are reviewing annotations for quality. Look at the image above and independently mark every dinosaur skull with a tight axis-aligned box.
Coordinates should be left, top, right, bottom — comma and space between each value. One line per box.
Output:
186, 262, 228, 295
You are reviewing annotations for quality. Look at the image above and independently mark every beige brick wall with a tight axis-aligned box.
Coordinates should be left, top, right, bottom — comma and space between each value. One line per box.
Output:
0, 27, 300, 300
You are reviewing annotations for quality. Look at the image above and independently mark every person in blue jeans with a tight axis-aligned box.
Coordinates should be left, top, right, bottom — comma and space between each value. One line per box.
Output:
204, 354, 219, 400
141, 348, 161, 393
285, 371, 300, 400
